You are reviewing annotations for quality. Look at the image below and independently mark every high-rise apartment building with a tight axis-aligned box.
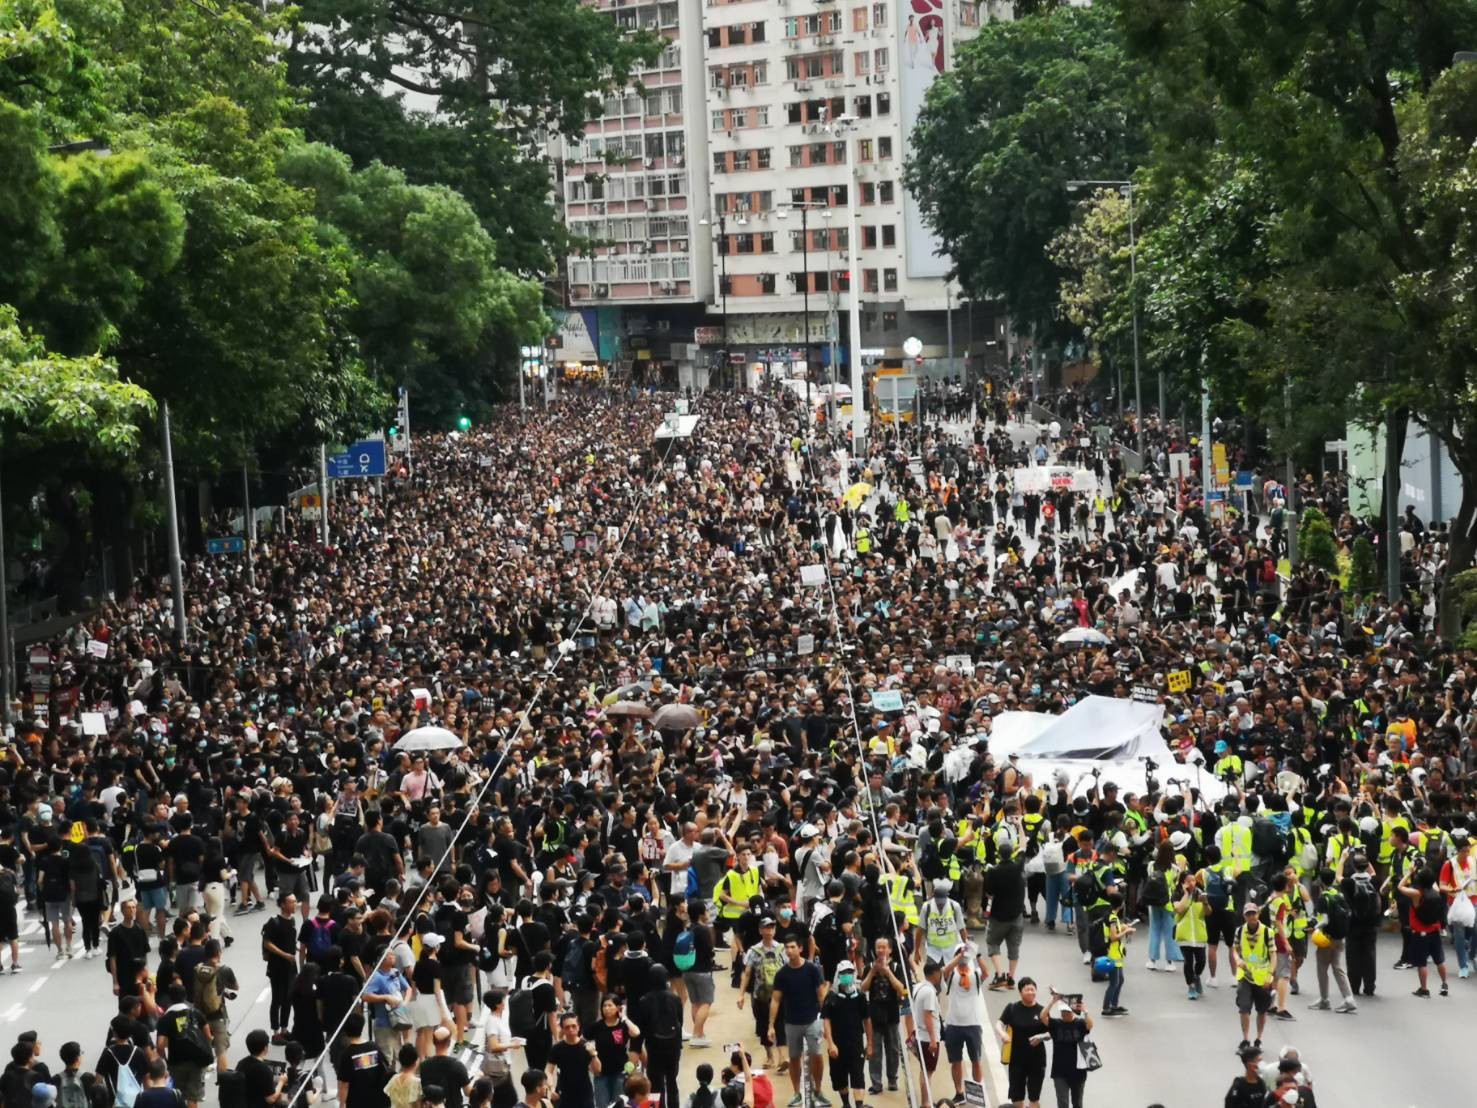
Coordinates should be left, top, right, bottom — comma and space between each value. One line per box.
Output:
553, 0, 1005, 390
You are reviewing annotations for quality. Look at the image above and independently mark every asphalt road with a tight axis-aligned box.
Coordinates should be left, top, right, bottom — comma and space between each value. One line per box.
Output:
7, 907, 1463, 1108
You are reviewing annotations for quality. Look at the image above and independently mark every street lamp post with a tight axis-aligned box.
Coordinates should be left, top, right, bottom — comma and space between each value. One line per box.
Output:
699, 212, 730, 388
778, 199, 834, 418
1067, 179, 1146, 455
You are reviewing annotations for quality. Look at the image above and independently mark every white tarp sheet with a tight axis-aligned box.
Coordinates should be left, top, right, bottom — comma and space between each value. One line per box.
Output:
1012, 466, 1097, 494
988, 696, 1228, 802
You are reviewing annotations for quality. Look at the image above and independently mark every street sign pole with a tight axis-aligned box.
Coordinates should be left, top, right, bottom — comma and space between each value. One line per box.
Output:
161, 401, 188, 647
318, 443, 330, 547
0, 469, 11, 726
242, 464, 256, 589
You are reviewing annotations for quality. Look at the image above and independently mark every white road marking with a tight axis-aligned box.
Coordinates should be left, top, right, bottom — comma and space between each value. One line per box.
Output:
0, 1004, 23, 1023
256, 986, 271, 1004
27, 976, 48, 994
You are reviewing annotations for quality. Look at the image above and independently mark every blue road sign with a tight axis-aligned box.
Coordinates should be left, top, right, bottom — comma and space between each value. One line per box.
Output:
207, 536, 245, 555
1235, 470, 1255, 490
327, 439, 388, 479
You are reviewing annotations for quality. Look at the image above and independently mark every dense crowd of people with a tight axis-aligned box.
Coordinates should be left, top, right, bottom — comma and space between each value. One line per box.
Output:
0, 372, 1463, 1108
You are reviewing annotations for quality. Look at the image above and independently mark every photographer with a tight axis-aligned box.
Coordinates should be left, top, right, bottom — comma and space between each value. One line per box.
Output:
1041, 990, 1094, 1108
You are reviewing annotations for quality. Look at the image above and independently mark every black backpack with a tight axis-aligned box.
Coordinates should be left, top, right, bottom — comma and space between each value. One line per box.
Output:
508, 978, 549, 1038
1347, 875, 1381, 927
1251, 819, 1287, 864
1321, 891, 1351, 941
1415, 887, 1447, 927
646, 990, 683, 1044
217, 1069, 248, 1108
1073, 867, 1102, 906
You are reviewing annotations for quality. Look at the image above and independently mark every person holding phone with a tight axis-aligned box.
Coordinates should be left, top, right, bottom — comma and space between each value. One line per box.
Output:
1173, 867, 1210, 1000
993, 978, 1046, 1108
1041, 990, 1094, 1108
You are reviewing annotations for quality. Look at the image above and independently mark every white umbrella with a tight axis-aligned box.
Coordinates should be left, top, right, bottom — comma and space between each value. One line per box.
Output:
394, 725, 464, 752
1056, 627, 1110, 647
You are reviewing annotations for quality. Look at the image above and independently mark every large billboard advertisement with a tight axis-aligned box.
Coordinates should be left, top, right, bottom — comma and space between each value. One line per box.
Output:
899, 0, 951, 280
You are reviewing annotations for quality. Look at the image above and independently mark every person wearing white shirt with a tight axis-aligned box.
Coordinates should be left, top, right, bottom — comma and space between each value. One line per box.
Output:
939, 942, 990, 1100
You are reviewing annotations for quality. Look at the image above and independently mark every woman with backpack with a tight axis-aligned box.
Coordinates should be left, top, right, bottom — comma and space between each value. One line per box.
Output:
1141, 842, 1183, 973
1398, 866, 1451, 997
69, 838, 106, 960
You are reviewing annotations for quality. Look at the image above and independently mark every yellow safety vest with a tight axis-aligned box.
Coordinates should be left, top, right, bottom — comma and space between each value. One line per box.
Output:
1377, 816, 1408, 865
1290, 827, 1316, 877
884, 873, 919, 925
717, 866, 760, 919
1218, 824, 1252, 876
1237, 923, 1273, 986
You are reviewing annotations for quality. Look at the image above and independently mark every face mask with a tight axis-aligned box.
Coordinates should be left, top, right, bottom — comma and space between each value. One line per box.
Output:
837, 974, 855, 989
779, 908, 793, 920
933, 892, 947, 903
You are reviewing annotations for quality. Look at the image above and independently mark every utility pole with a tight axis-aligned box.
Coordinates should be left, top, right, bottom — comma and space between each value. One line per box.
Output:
801, 204, 812, 411
318, 444, 330, 548
1386, 407, 1402, 599
1200, 371, 1212, 503
0, 470, 11, 726
847, 171, 865, 460
160, 401, 188, 647
946, 282, 954, 377
1285, 380, 1298, 570
242, 463, 256, 590
1127, 187, 1144, 454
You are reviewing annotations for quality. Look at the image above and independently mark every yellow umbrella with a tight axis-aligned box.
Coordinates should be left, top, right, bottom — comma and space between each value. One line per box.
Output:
842, 481, 874, 509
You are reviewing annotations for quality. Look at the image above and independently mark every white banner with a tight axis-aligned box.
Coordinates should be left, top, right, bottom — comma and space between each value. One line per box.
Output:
1012, 466, 1097, 494
899, 0, 951, 279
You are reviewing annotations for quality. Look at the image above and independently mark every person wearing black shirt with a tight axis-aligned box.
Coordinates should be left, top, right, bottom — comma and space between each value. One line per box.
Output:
1224, 1047, 1268, 1108
354, 813, 403, 895
436, 884, 478, 1042
545, 1013, 599, 1108
860, 937, 906, 1095
261, 896, 300, 1044
107, 899, 151, 1000
821, 960, 867, 1108
333, 1014, 389, 1108
231, 796, 268, 912
418, 1029, 471, 1108
235, 1030, 286, 1108
268, 814, 313, 906
167, 817, 206, 916
983, 848, 1027, 989
318, 949, 365, 1043
993, 978, 1046, 1108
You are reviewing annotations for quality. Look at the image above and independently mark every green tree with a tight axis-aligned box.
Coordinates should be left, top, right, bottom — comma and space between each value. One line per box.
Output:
1109, 0, 1477, 633
1349, 536, 1379, 597
1046, 187, 1133, 365
286, 0, 661, 274
279, 142, 547, 427
905, 3, 1152, 337
1298, 506, 1339, 574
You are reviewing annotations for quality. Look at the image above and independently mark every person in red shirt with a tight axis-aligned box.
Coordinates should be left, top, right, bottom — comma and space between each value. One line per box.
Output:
1439, 834, 1477, 977
1398, 867, 1450, 997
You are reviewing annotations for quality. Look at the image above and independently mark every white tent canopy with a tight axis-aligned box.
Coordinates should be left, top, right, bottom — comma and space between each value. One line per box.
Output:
986, 695, 1228, 802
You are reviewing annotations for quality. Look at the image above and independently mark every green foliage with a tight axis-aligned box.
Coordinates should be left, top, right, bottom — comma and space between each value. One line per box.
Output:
1298, 507, 1339, 574
1046, 187, 1133, 361
1348, 536, 1379, 597
279, 142, 547, 427
903, 2, 1151, 335
0, 303, 154, 458
286, 0, 662, 275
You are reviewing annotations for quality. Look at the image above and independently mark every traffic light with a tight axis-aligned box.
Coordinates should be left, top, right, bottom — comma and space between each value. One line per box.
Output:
456, 415, 471, 432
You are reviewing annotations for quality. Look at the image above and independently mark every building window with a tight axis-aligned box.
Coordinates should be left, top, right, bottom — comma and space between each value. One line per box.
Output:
882, 224, 896, 247
883, 310, 899, 330
854, 51, 870, 75
876, 92, 892, 115
752, 22, 766, 42
836, 269, 851, 291
862, 225, 877, 248
883, 268, 898, 291
712, 110, 726, 132
789, 145, 804, 167
784, 17, 799, 36
874, 47, 889, 72
957, 0, 979, 26
854, 95, 872, 118
713, 152, 727, 174
708, 27, 721, 48
760, 231, 775, 253
858, 138, 874, 162
760, 273, 776, 294
853, 7, 868, 31
879, 180, 895, 203
872, 2, 888, 26
879, 136, 893, 159
787, 102, 803, 124
754, 61, 767, 84
757, 148, 771, 169
833, 141, 847, 163
860, 181, 876, 205
755, 106, 769, 126
863, 268, 879, 292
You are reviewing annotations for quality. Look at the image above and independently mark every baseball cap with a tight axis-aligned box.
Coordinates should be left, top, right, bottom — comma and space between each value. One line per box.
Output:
759, 917, 776, 928
421, 933, 445, 949
1242, 900, 1261, 915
